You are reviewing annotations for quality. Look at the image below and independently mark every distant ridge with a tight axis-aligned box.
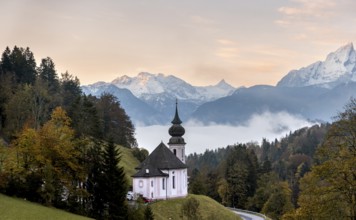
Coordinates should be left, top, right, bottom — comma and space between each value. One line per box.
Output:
83, 73, 235, 125
83, 43, 356, 125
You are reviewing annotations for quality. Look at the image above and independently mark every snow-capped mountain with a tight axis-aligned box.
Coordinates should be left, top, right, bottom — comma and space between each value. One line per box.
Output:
83, 72, 236, 125
83, 43, 356, 126
82, 82, 162, 124
277, 43, 356, 88
111, 72, 235, 102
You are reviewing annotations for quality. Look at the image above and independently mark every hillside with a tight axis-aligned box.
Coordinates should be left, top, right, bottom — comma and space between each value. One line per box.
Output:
150, 194, 241, 220
117, 145, 140, 182
0, 194, 92, 220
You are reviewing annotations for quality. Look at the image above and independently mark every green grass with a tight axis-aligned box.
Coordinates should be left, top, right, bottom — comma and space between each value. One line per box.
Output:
117, 145, 140, 183
0, 193, 92, 220
150, 194, 242, 220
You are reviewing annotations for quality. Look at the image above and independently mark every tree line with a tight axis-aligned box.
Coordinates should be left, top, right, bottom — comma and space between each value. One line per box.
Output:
188, 99, 356, 219
0, 46, 148, 219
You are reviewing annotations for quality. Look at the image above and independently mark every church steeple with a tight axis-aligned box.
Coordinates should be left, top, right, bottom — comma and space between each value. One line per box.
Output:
168, 100, 186, 163
171, 99, 182, 125
168, 100, 185, 143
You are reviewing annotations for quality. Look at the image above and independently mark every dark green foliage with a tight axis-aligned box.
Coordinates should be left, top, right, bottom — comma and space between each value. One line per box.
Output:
225, 145, 258, 208
95, 93, 137, 148
1, 46, 37, 84
188, 168, 207, 195
132, 147, 149, 162
60, 71, 82, 109
69, 95, 102, 139
144, 205, 154, 220
127, 204, 145, 220
38, 57, 60, 94
102, 139, 128, 219
86, 141, 106, 219
0, 46, 136, 219
186, 124, 329, 218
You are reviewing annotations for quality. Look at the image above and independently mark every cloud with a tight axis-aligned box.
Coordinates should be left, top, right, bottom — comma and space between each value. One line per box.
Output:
274, 0, 356, 49
216, 47, 239, 59
215, 39, 240, 61
277, 0, 336, 19
135, 111, 315, 154
217, 39, 237, 46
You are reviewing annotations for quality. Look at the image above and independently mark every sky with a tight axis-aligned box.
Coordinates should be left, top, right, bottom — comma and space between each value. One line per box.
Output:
1, 0, 356, 87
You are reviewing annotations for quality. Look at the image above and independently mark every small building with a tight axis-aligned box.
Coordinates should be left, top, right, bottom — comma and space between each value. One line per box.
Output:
132, 102, 188, 200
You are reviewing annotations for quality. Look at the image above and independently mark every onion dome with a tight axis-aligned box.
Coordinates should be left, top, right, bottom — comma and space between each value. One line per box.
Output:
168, 100, 185, 144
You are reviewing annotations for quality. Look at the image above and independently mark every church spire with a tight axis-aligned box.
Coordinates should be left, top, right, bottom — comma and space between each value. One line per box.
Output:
168, 99, 185, 143
168, 99, 186, 163
171, 99, 182, 125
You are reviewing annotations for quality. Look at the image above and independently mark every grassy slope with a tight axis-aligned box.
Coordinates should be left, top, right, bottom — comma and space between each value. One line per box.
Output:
0, 194, 92, 220
117, 145, 140, 184
151, 194, 242, 220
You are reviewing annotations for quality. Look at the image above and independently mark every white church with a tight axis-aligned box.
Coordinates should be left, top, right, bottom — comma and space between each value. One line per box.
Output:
132, 102, 188, 200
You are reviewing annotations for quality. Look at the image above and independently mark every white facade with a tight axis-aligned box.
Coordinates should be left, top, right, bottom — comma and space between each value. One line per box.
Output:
169, 143, 186, 163
132, 168, 188, 200
132, 103, 188, 200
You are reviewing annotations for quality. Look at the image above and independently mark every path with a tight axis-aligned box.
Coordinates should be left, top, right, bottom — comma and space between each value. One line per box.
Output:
229, 208, 267, 220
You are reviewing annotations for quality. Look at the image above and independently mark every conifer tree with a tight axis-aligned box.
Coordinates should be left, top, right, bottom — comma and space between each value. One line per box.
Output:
144, 205, 154, 220
102, 139, 128, 219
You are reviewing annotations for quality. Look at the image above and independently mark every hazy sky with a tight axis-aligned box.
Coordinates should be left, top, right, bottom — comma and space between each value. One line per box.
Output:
1, 0, 356, 87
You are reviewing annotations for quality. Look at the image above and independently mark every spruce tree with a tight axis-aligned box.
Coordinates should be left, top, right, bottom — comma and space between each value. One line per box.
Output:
102, 139, 128, 219
144, 205, 154, 220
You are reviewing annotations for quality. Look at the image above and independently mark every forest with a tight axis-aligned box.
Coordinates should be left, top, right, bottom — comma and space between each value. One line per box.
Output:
1, 46, 356, 220
187, 99, 356, 219
0, 46, 154, 219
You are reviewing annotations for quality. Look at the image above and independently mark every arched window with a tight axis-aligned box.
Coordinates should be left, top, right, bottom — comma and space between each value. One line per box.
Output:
173, 149, 177, 156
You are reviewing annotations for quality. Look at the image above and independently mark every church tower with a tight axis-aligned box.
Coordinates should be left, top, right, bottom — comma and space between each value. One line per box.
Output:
168, 100, 186, 163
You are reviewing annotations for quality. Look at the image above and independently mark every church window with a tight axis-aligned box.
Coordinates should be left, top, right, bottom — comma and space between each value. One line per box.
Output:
151, 180, 153, 187
162, 178, 165, 190
172, 176, 175, 189
173, 149, 176, 156
139, 180, 143, 188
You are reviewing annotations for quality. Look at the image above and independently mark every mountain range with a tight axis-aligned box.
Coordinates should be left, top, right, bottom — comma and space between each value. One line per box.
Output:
82, 42, 356, 125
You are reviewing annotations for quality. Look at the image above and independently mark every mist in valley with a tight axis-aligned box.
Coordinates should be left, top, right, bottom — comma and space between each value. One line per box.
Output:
135, 111, 315, 154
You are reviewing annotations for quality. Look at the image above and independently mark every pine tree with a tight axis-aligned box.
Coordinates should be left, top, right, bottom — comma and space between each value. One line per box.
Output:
102, 139, 128, 219
144, 205, 154, 220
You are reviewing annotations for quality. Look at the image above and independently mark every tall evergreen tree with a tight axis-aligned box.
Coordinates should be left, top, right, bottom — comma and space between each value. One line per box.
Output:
144, 205, 154, 220
102, 139, 128, 219
60, 71, 82, 109
38, 57, 60, 94
8, 46, 37, 84
86, 141, 106, 219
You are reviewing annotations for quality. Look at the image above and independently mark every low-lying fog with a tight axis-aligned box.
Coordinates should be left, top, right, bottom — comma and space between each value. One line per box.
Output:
135, 111, 316, 155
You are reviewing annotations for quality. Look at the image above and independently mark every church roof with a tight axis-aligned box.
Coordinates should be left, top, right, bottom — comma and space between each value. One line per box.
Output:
131, 165, 169, 178
171, 101, 182, 125
132, 142, 187, 178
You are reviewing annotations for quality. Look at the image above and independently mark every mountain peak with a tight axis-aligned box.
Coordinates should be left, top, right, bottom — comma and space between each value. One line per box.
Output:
277, 42, 356, 88
217, 79, 226, 85
215, 79, 234, 89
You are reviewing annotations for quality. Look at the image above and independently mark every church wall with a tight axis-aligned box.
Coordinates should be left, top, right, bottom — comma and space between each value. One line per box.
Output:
133, 168, 188, 200
168, 144, 186, 163
133, 178, 150, 199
